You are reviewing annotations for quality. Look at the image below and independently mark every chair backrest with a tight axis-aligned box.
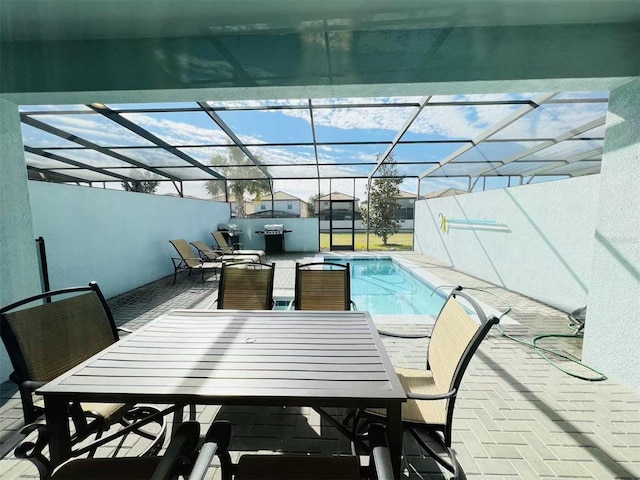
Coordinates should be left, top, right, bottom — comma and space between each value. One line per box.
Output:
211, 232, 233, 254
294, 262, 351, 310
427, 288, 499, 428
170, 239, 201, 268
0, 282, 118, 384
191, 241, 220, 260
217, 262, 275, 310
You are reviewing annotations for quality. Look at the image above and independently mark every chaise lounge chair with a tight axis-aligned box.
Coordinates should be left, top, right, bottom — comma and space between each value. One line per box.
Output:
211, 231, 267, 262
190, 240, 260, 263
169, 239, 226, 283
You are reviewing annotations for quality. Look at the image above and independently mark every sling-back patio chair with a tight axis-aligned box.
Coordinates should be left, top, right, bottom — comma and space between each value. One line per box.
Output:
190, 240, 260, 263
188, 422, 392, 480
211, 231, 267, 262
15, 420, 232, 480
169, 239, 228, 283
353, 287, 499, 478
213, 262, 276, 310
0, 282, 167, 459
292, 262, 356, 310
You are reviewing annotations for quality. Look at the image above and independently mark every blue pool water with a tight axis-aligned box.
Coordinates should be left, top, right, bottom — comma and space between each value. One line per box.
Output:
323, 257, 447, 316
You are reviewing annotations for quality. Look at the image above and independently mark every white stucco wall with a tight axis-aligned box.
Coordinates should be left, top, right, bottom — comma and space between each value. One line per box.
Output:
414, 175, 600, 312
28, 182, 231, 299
583, 80, 640, 391
231, 218, 319, 252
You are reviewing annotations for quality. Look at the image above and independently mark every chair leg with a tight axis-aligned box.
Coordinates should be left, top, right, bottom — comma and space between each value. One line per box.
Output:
409, 427, 456, 474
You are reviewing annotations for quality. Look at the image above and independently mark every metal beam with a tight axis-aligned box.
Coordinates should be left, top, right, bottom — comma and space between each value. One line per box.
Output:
24, 146, 135, 183
21, 115, 183, 183
88, 104, 227, 181
473, 115, 606, 177
197, 102, 271, 179
419, 92, 558, 179
368, 96, 431, 180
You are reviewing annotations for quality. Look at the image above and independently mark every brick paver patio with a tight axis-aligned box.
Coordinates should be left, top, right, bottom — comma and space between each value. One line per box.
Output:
1, 252, 639, 479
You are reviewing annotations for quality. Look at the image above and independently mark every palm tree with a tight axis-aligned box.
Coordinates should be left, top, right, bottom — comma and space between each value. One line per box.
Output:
204, 147, 271, 218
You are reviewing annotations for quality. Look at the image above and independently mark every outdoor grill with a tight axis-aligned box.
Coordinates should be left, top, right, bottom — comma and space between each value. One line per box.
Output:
259, 224, 290, 254
217, 223, 243, 249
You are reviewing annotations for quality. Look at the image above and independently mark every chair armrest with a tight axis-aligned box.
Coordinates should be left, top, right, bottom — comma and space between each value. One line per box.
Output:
368, 423, 393, 480
188, 421, 232, 480
150, 421, 201, 480
117, 326, 134, 334
350, 300, 358, 311
406, 388, 457, 401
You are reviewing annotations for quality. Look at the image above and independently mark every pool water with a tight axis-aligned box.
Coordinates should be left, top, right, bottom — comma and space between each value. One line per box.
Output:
324, 257, 447, 316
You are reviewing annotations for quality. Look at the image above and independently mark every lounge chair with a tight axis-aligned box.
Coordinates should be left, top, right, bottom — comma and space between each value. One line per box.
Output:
0, 282, 167, 460
292, 262, 356, 310
190, 240, 260, 263
353, 287, 499, 478
169, 239, 228, 283
211, 231, 267, 262
213, 262, 276, 310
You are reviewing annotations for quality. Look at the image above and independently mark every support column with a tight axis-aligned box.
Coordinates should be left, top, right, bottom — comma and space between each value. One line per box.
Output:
0, 99, 42, 380
582, 79, 640, 391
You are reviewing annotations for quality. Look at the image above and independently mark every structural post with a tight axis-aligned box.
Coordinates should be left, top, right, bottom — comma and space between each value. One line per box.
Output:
0, 99, 42, 379
582, 79, 640, 391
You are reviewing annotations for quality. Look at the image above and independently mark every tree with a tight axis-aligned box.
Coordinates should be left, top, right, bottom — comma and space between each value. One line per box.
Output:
204, 147, 271, 218
361, 153, 402, 245
307, 194, 320, 217
121, 180, 159, 194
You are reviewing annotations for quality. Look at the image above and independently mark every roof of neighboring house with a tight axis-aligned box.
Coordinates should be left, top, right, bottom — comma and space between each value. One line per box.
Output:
258, 191, 303, 202
423, 188, 469, 198
396, 190, 418, 199
317, 192, 359, 201
211, 194, 252, 203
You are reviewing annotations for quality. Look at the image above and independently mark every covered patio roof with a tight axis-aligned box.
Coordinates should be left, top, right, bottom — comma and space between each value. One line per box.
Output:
21, 91, 607, 197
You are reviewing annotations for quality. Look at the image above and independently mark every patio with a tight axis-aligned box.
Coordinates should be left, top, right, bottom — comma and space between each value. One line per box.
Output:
1, 252, 638, 480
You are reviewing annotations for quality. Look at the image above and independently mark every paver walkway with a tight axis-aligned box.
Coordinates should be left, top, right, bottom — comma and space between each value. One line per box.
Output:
1, 252, 639, 479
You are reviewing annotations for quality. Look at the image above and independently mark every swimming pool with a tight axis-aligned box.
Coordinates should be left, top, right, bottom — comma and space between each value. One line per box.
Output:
323, 256, 447, 316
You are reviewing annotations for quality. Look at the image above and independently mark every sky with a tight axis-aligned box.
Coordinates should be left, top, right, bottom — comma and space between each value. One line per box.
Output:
20, 92, 608, 203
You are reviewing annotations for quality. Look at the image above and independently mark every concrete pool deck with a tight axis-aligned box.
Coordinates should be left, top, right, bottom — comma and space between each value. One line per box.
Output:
1, 252, 638, 479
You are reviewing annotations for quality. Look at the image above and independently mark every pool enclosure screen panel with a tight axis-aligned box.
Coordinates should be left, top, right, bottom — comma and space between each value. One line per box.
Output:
329, 200, 355, 251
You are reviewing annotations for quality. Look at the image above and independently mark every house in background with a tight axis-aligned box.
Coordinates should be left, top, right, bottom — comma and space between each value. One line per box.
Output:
250, 191, 309, 218
423, 188, 469, 199
360, 190, 418, 230
315, 192, 361, 220
211, 194, 255, 218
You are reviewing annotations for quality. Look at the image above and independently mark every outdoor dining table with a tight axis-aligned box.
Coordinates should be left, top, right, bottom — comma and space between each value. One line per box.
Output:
38, 309, 407, 478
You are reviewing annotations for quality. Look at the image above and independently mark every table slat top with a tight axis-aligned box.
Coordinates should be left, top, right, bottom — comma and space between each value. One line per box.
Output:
39, 310, 406, 405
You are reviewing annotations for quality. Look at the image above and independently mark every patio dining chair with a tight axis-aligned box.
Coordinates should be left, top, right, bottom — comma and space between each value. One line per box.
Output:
292, 262, 356, 310
352, 287, 499, 478
213, 262, 276, 310
0, 282, 167, 459
190, 240, 260, 263
211, 231, 267, 262
15, 420, 231, 480
188, 422, 392, 480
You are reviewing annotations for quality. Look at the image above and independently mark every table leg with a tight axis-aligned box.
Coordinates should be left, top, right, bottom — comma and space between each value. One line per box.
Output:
386, 403, 403, 479
44, 397, 71, 467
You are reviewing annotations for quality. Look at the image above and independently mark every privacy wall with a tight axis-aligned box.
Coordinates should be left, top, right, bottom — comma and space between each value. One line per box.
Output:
414, 176, 600, 313
28, 182, 230, 299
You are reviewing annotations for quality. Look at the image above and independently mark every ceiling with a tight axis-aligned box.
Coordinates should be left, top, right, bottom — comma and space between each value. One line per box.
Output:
2, 1, 639, 42
21, 91, 607, 196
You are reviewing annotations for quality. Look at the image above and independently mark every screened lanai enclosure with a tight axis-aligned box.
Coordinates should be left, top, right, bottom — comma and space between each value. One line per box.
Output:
21, 92, 608, 249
